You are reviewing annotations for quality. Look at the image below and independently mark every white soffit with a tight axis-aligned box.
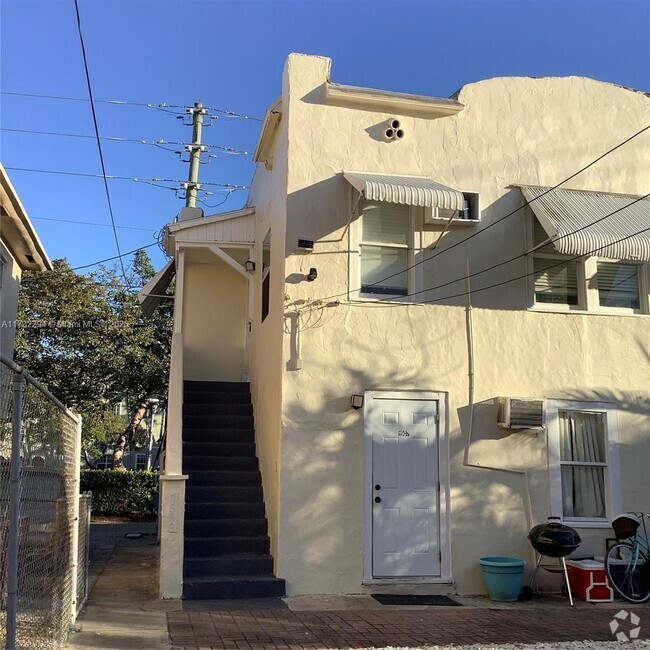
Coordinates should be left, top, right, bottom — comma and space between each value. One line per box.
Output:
520, 185, 650, 261
344, 172, 465, 211
138, 259, 175, 318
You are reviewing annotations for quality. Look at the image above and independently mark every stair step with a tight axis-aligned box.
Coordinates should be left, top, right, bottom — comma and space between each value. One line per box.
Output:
187, 470, 261, 487
183, 429, 255, 444
184, 536, 270, 557
184, 380, 249, 393
184, 391, 251, 405
185, 485, 263, 503
184, 501, 265, 519
183, 456, 258, 472
183, 442, 256, 457
184, 414, 254, 429
184, 518, 267, 537
184, 554, 274, 578
184, 403, 253, 416
183, 575, 285, 600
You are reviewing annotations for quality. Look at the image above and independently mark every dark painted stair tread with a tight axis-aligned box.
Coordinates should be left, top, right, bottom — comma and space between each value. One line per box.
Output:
184, 414, 254, 428
184, 381, 249, 392
185, 486, 263, 503
183, 429, 255, 443
183, 441, 256, 456
184, 536, 270, 556
186, 470, 261, 487
184, 502, 265, 519
183, 456, 259, 471
184, 391, 251, 404
184, 403, 253, 416
184, 553, 273, 577
184, 518, 267, 536
183, 576, 286, 600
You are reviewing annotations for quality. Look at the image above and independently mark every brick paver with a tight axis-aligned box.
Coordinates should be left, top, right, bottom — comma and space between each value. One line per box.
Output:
167, 606, 649, 649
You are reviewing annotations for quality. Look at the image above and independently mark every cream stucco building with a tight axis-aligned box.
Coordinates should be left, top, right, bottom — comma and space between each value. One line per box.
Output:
156, 54, 650, 600
1, 163, 52, 360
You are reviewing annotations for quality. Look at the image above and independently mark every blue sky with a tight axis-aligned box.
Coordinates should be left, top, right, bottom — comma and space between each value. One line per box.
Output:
2, 0, 649, 276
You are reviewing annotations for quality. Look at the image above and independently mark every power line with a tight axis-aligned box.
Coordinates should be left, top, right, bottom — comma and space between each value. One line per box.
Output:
74, 0, 127, 283
416, 225, 650, 307
307, 122, 650, 306
4, 166, 249, 189
71, 242, 159, 271
1, 127, 253, 156
0, 90, 262, 121
29, 215, 156, 232
376, 192, 650, 303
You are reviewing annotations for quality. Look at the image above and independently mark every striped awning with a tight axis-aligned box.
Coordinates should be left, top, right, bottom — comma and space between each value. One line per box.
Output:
138, 259, 175, 317
344, 172, 465, 211
520, 185, 650, 261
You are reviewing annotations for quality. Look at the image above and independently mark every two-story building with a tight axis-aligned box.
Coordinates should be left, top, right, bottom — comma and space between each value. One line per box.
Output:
156, 54, 650, 600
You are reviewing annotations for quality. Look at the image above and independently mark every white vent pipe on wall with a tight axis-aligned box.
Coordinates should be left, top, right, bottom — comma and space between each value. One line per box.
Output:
383, 118, 404, 141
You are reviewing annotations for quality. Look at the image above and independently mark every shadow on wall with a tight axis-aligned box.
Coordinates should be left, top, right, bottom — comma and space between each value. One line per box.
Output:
286, 179, 532, 311
277, 331, 650, 593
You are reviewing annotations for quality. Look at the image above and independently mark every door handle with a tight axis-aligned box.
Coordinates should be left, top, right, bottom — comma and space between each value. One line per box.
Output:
375, 496, 381, 503
375, 484, 381, 491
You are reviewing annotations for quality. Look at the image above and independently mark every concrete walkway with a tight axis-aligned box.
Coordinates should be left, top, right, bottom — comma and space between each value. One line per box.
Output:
68, 523, 650, 650
66, 522, 175, 649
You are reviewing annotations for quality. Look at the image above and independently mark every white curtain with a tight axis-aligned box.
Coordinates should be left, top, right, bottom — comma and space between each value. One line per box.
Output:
559, 411, 606, 518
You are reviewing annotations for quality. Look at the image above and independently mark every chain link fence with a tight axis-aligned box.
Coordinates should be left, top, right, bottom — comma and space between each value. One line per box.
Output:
76, 493, 92, 618
0, 356, 82, 650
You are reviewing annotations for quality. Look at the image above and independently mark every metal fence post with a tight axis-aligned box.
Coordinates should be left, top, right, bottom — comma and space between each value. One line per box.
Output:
6, 370, 24, 650
69, 416, 82, 626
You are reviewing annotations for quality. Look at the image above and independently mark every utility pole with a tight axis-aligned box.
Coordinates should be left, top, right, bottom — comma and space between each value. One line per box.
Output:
185, 101, 206, 208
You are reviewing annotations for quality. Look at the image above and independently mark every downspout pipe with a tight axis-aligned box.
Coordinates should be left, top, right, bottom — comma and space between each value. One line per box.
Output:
462, 261, 534, 532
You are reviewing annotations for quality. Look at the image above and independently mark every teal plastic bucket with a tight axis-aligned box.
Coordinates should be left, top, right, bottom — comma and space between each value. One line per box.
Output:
479, 556, 526, 602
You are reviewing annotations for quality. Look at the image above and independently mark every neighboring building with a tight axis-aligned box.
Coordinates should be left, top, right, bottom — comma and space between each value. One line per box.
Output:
0, 163, 52, 359
157, 54, 650, 599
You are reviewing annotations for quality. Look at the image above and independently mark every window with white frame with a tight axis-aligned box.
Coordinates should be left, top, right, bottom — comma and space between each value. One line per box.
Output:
596, 261, 641, 309
359, 201, 411, 297
530, 216, 647, 313
531, 218, 581, 307
135, 453, 147, 471
547, 401, 620, 525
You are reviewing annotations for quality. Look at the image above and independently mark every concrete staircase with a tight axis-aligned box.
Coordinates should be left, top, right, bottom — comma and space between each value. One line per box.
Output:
182, 380, 285, 599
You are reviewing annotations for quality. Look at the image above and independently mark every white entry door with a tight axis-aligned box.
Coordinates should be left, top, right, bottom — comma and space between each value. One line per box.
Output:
370, 395, 441, 577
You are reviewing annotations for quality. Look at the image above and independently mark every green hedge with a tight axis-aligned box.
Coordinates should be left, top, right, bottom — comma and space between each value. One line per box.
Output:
80, 470, 159, 515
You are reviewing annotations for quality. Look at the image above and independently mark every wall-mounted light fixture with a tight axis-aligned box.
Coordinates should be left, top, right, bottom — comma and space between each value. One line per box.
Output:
245, 260, 256, 273
351, 394, 364, 410
307, 267, 318, 282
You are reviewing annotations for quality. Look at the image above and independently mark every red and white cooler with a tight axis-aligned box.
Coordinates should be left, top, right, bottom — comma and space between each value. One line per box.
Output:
566, 559, 614, 602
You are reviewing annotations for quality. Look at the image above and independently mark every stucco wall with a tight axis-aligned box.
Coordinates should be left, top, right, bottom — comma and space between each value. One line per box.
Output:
254, 54, 650, 595
183, 261, 247, 382
0, 241, 21, 359
247, 85, 290, 562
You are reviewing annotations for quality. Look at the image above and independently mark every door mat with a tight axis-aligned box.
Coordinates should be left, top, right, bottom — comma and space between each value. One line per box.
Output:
371, 594, 461, 606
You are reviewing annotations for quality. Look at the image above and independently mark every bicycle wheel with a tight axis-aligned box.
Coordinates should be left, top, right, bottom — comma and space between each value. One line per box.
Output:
606, 542, 650, 603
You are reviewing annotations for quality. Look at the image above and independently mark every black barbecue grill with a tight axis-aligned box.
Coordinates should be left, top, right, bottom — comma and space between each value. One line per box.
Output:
527, 516, 582, 606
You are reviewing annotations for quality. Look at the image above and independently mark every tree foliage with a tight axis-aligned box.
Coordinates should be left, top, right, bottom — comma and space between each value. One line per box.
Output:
15, 250, 173, 465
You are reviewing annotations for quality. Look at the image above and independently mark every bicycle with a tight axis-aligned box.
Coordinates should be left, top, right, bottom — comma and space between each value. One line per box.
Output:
605, 512, 650, 603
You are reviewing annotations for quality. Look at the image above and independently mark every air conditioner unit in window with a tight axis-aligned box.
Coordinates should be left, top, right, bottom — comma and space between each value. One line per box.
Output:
424, 191, 480, 225
497, 397, 545, 430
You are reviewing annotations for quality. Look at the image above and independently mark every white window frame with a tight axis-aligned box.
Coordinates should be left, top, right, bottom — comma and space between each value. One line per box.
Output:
135, 453, 147, 471
586, 257, 648, 315
547, 400, 621, 528
527, 210, 650, 315
348, 190, 423, 302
